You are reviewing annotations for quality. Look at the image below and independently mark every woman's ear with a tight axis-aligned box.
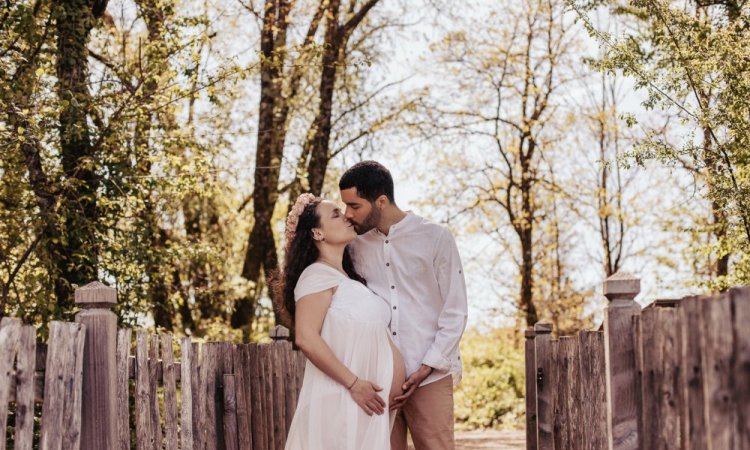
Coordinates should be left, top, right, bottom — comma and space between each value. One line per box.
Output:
312, 228, 325, 241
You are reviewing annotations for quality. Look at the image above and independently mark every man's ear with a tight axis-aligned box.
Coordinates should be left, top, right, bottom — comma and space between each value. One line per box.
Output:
375, 194, 389, 209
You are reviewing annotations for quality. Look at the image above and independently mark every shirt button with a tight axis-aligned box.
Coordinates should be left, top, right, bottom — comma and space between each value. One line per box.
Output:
392, 331, 397, 336
393, 306, 397, 310
385, 240, 389, 244
386, 262, 390, 267
391, 285, 395, 289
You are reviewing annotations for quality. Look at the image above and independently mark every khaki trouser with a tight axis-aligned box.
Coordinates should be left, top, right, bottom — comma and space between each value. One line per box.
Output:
390, 375, 455, 450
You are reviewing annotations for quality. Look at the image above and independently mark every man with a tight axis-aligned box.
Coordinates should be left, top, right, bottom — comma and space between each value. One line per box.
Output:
339, 160, 468, 450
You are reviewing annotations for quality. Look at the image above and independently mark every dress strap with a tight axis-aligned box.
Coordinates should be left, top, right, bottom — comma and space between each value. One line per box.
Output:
294, 263, 346, 301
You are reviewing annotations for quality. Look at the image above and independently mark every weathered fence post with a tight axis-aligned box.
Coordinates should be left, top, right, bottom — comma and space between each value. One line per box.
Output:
75, 281, 118, 450
525, 327, 538, 450
534, 321, 554, 450
603, 272, 641, 450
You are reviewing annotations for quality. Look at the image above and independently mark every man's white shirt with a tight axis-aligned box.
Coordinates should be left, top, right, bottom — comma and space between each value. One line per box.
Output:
349, 212, 468, 387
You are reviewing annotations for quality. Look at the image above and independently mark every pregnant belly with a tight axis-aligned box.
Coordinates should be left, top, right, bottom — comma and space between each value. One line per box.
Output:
388, 339, 406, 404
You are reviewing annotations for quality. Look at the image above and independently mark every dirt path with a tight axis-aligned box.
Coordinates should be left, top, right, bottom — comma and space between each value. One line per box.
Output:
407, 430, 525, 450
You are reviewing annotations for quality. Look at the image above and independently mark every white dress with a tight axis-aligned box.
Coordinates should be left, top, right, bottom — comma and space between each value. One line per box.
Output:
284, 263, 395, 450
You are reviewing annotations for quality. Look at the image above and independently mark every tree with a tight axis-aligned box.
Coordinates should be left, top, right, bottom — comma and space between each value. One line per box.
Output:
571, 0, 750, 289
430, 0, 581, 326
238, 0, 392, 331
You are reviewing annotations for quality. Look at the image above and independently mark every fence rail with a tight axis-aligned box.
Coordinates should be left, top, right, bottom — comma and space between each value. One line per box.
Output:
1, 281, 306, 450
525, 273, 750, 450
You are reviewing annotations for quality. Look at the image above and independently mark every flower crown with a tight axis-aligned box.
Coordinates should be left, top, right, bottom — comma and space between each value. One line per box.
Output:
285, 193, 318, 251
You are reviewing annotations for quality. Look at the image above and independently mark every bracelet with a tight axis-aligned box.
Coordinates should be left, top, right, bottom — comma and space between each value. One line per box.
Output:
347, 376, 358, 390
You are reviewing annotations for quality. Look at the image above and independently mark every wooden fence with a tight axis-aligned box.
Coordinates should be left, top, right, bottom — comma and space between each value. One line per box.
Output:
525, 272, 750, 450
1, 281, 306, 450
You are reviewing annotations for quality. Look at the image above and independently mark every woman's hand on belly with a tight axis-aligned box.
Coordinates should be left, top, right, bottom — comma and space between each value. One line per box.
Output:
349, 379, 386, 416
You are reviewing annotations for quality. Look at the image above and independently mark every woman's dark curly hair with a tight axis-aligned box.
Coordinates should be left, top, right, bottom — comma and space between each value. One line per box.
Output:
280, 198, 366, 323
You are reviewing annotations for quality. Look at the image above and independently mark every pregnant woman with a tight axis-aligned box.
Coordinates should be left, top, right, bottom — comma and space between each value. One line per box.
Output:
282, 193, 406, 450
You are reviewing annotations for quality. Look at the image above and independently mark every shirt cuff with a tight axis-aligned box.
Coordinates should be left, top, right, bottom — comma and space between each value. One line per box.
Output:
422, 348, 450, 372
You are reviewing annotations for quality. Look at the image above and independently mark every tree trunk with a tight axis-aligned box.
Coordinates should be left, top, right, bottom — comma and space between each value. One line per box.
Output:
136, 0, 175, 330
520, 147, 538, 327
704, 125, 730, 278
53, 0, 108, 310
239, 0, 291, 329
306, 0, 342, 196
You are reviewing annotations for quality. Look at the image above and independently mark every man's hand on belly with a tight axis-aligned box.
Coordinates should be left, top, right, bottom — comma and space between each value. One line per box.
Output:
389, 364, 434, 411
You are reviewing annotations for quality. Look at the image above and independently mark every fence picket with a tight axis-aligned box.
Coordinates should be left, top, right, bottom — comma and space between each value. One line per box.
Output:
223, 374, 239, 450
39, 321, 86, 450
701, 293, 737, 450
249, 344, 266, 450
678, 296, 708, 450
578, 331, 606, 450
0, 318, 22, 450
14, 325, 36, 450
116, 329, 132, 450
135, 332, 153, 450
233, 345, 252, 450
180, 337, 195, 450
533, 322, 554, 450
161, 335, 179, 450
731, 287, 750, 450
524, 328, 537, 450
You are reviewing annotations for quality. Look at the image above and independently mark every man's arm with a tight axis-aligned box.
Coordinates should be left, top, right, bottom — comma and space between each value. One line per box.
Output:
421, 226, 468, 372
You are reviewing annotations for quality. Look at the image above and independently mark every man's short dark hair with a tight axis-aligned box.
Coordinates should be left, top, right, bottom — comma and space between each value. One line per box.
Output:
339, 160, 395, 203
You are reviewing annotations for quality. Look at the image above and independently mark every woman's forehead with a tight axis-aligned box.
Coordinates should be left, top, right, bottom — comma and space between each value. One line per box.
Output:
318, 199, 342, 212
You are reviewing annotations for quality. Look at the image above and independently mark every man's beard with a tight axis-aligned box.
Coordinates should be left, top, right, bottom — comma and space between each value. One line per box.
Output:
354, 207, 380, 235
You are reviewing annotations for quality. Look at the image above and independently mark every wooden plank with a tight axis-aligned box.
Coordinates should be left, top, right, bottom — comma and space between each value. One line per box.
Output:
135, 332, 153, 450
14, 325, 37, 450
180, 337, 194, 450
639, 308, 658, 450
282, 341, 295, 435
39, 320, 68, 450
555, 337, 579, 449
149, 335, 162, 450
551, 339, 565, 450
161, 335, 178, 450
533, 322, 554, 450
223, 374, 239, 450
249, 344, 266, 450
678, 296, 708, 450
116, 329, 132, 450
61, 322, 86, 450
701, 292, 737, 450
524, 328, 537, 450
201, 342, 220, 450
632, 315, 644, 450
731, 287, 750, 450
272, 343, 285, 450
578, 331, 606, 450
233, 345, 252, 450
191, 342, 203, 450
260, 344, 274, 450
288, 346, 300, 430
655, 308, 681, 449
39, 321, 86, 450
0, 317, 22, 450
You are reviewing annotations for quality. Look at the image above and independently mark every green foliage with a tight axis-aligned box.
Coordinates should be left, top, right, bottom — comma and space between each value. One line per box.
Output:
570, 0, 750, 288
0, 0, 252, 335
454, 328, 525, 430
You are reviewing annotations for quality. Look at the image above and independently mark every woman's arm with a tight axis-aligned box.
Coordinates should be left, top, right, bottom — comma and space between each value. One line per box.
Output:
295, 289, 386, 416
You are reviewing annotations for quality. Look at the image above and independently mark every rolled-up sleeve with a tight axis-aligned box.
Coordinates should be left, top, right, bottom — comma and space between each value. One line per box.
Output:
422, 227, 468, 372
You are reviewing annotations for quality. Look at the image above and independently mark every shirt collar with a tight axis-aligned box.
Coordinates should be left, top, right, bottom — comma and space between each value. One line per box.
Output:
374, 211, 417, 237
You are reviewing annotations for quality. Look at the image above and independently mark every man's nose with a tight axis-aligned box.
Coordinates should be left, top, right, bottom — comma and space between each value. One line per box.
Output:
344, 208, 353, 219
